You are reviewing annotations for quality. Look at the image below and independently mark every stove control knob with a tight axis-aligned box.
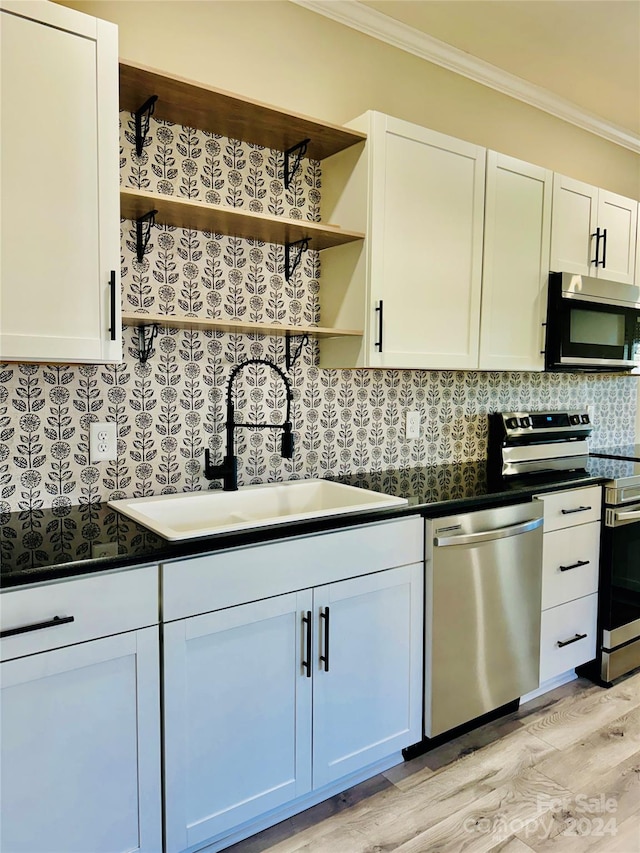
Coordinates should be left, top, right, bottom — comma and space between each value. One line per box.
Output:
519, 417, 531, 428
581, 414, 590, 424
506, 417, 519, 430
570, 414, 581, 425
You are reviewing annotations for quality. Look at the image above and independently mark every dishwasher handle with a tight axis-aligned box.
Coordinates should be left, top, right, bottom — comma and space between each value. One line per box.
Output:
434, 516, 543, 547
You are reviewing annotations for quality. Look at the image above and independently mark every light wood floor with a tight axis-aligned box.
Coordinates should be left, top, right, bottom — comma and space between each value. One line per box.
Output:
229, 672, 640, 853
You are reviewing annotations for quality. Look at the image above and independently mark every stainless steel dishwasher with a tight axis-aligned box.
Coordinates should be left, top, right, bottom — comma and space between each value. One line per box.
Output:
424, 502, 544, 738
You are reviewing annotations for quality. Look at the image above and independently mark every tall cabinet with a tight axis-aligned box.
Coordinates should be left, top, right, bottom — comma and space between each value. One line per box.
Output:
479, 152, 552, 371
321, 112, 486, 369
0, 0, 121, 363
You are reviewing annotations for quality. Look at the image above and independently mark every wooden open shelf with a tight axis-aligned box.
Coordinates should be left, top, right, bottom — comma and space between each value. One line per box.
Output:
120, 188, 364, 251
121, 312, 363, 339
119, 61, 366, 161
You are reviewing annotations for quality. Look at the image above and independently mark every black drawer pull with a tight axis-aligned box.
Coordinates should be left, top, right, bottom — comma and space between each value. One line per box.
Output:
560, 506, 592, 515
108, 270, 117, 341
374, 300, 383, 353
0, 615, 75, 639
559, 559, 590, 572
320, 607, 330, 672
301, 610, 312, 678
557, 632, 587, 648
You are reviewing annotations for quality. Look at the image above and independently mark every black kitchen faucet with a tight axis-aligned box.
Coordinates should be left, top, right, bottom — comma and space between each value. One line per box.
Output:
204, 358, 294, 491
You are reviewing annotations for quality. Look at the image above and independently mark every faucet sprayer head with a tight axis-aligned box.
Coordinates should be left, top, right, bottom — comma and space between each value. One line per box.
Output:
281, 421, 294, 459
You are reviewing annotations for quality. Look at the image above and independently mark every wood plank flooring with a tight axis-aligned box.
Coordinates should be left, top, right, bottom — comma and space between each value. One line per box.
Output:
227, 673, 640, 853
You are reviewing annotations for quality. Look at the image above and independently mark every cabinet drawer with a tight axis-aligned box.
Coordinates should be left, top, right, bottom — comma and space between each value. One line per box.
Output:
0, 566, 159, 662
542, 522, 600, 609
535, 486, 601, 532
539, 594, 597, 683
162, 517, 423, 621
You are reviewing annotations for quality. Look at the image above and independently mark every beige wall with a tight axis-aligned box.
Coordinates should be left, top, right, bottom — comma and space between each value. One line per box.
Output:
59, 0, 640, 199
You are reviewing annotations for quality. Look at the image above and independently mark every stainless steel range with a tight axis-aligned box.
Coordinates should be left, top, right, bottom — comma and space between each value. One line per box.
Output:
588, 448, 640, 682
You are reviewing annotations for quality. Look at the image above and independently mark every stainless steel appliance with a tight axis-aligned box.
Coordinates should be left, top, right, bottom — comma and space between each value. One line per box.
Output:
588, 447, 640, 682
544, 272, 640, 372
488, 409, 592, 479
424, 502, 543, 738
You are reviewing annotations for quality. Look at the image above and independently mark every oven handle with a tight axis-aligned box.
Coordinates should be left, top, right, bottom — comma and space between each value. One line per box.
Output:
607, 504, 640, 527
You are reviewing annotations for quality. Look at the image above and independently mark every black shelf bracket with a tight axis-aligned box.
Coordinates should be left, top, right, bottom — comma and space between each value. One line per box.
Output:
134, 94, 158, 157
284, 138, 310, 188
135, 210, 158, 263
285, 331, 310, 371
284, 238, 310, 282
135, 323, 160, 364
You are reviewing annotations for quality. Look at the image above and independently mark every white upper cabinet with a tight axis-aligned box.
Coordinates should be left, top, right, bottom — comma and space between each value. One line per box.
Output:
550, 174, 638, 286
321, 112, 486, 369
0, 0, 120, 363
479, 152, 552, 372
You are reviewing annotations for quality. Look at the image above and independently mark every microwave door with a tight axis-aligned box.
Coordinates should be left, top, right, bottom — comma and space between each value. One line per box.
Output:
558, 301, 639, 368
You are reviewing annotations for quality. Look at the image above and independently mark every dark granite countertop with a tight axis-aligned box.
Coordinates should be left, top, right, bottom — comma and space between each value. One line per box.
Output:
1, 462, 607, 588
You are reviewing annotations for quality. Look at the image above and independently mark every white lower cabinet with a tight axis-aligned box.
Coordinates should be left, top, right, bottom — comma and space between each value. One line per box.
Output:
0, 567, 162, 853
540, 593, 598, 683
161, 518, 423, 853
535, 486, 602, 686
163, 592, 313, 852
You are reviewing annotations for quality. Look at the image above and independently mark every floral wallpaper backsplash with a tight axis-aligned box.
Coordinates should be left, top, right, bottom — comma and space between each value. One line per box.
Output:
0, 114, 637, 515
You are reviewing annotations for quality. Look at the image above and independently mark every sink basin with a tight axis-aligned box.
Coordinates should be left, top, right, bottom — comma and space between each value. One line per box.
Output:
108, 479, 407, 541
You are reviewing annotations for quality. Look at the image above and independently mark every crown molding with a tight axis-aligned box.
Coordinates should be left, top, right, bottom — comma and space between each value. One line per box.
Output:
291, 0, 640, 155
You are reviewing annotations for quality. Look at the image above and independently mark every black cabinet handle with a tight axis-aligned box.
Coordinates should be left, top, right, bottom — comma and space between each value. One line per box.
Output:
0, 614, 75, 639
109, 270, 117, 341
559, 559, 590, 572
601, 228, 607, 268
375, 300, 383, 353
591, 228, 601, 265
320, 607, 330, 672
301, 610, 312, 678
560, 505, 592, 515
557, 632, 587, 648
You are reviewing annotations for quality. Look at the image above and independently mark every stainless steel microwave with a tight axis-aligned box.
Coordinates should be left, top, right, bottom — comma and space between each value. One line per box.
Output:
545, 272, 640, 372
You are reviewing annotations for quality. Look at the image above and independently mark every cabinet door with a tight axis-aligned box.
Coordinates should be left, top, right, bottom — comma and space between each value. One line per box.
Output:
369, 114, 485, 369
0, 1, 120, 363
163, 591, 313, 853
550, 174, 598, 276
0, 627, 161, 853
312, 563, 423, 790
480, 152, 552, 371
597, 190, 638, 285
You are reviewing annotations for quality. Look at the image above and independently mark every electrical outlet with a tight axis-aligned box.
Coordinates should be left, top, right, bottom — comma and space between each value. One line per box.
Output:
90, 421, 117, 462
405, 410, 421, 440
586, 403, 597, 425
91, 542, 119, 559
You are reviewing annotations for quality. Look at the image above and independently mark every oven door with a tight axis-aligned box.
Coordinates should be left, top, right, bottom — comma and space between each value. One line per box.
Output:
601, 503, 640, 679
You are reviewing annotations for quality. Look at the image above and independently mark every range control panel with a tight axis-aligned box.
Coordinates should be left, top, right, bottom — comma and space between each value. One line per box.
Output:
499, 411, 590, 435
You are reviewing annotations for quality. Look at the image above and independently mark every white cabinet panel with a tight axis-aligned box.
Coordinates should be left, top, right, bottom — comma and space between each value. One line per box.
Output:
0, 565, 158, 661
312, 563, 423, 789
479, 152, 552, 371
163, 592, 313, 853
598, 190, 638, 285
0, 1, 120, 362
540, 594, 598, 682
542, 522, 600, 610
0, 627, 162, 853
535, 485, 602, 532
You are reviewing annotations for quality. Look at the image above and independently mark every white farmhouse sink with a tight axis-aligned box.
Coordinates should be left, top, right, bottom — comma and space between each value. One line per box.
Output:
108, 479, 407, 541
